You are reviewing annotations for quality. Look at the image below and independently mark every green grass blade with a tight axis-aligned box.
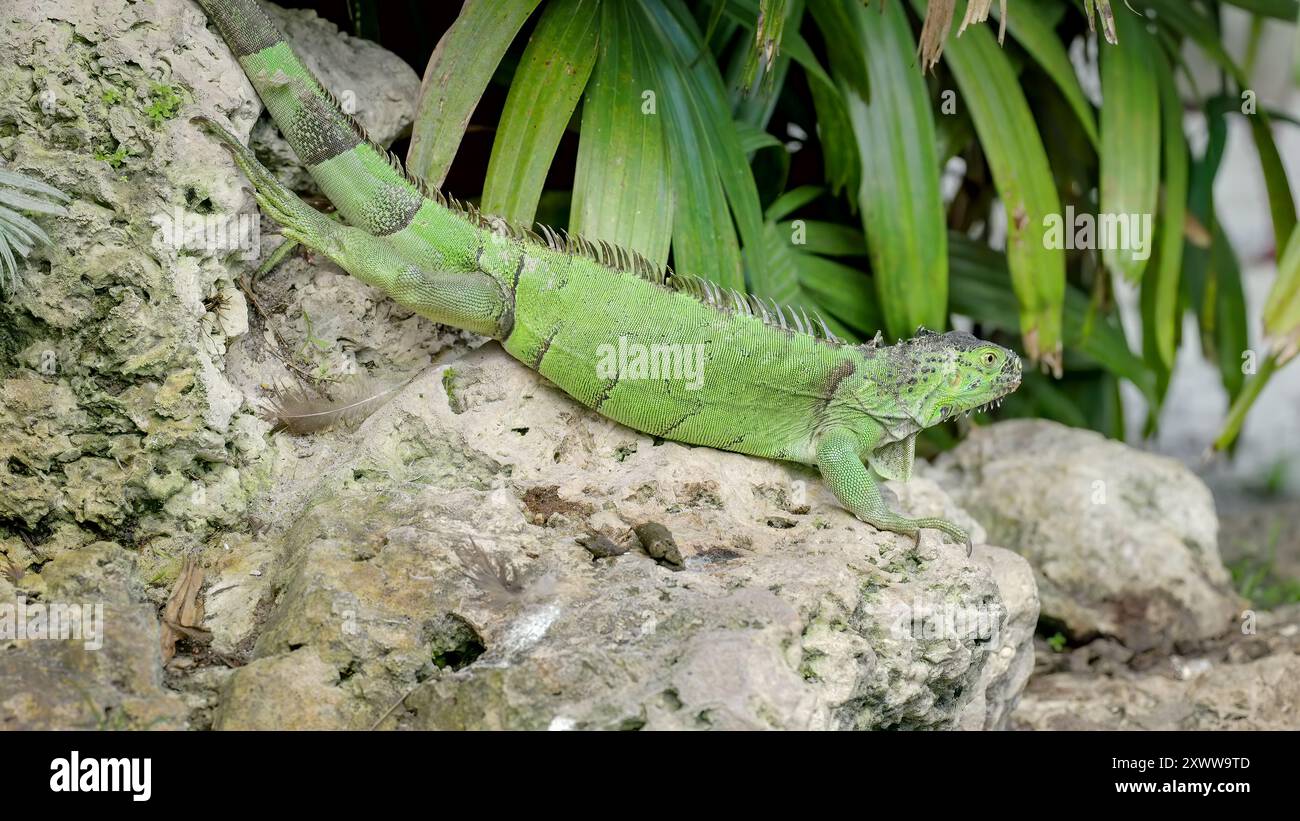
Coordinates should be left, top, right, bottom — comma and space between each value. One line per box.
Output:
1150, 48, 1188, 369
1140, 0, 1296, 249
764, 185, 823, 221
808, 71, 860, 200
949, 234, 1157, 404
1263, 220, 1300, 363
570, 1, 673, 267
481, 0, 599, 225
1217, 223, 1299, 448
407, 0, 543, 186
1243, 111, 1298, 259
1216, 352, 1280, 451
927, 0, 1065, 372
806, 0, 870, 99
994, 0, 1098, 147
638, 0, 771, 293
843, 0, 947, 340
1209, 222, 1250, 402
798, 254, 881, 338
1219, 0, 1299, 19
735, 122, 784, 152
778, 219, 865, 257
760, 216, 877, 340
1216, 227, 1300, 452
759, 220, 811, 306
1099, 6, 1160, 283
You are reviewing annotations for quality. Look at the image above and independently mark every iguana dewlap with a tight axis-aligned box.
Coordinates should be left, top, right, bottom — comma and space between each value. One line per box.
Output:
196, 0, 1022, 552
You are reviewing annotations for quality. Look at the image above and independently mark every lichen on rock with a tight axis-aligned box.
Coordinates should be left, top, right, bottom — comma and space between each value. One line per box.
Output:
209, 345, 1039, 730
0, 0, 428, 729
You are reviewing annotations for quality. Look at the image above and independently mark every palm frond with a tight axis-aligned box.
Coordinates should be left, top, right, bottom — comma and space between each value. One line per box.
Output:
0, 168, 68, 294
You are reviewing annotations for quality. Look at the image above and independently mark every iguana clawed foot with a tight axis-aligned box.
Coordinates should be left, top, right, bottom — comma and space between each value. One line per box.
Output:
816, 429, 974, 557
855, 513, 973, 557
193, 116, 340, 253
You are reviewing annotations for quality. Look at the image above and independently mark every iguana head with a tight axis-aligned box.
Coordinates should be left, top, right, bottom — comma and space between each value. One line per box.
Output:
871, 329, 1022, 429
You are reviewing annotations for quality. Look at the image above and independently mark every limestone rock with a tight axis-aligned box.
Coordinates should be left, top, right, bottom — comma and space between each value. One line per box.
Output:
0, 543, 187, 729
1015, 652, 1300, 731
213, 345, 1038, 730
934, 420, 1240, 650
1, 0, 266, 564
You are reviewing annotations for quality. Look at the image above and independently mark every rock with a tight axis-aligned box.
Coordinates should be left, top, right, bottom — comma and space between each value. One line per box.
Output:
0, 543, 188, 729
1, 0, 266, 565
958, 544, 1039, 730
634, 522, 685, 568
212, 345, 1039, 730
1015, 652, 1300, 730
576, 533, 630, 559
1016, 600, 1300, 730
934, 420, 1240, 650
213, 647, 354, 730
250, 3, 421, 194
0, 0, 449, 729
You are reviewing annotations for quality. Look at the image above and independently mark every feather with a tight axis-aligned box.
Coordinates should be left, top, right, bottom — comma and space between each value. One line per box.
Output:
261, 372, 412, 434
453, 540, 524, 605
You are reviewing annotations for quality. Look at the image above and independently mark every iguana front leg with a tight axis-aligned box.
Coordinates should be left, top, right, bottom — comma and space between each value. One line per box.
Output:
196, 117, 512, 338
816, 429, 972, 555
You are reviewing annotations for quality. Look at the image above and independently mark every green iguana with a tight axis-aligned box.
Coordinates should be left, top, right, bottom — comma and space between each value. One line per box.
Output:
195, 0, 1022, 553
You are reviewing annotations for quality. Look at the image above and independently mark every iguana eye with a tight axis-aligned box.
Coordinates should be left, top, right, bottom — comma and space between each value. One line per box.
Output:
982, 351, 997, 366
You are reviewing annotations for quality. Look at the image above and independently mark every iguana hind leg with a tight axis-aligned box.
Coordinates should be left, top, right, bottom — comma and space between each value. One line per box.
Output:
816, 430, 972, 555
196, 117, 512, 338
196, 116, 345, 249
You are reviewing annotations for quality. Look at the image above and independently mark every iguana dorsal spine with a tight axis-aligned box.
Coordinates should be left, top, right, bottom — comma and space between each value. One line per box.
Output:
197, 0, 1023, 553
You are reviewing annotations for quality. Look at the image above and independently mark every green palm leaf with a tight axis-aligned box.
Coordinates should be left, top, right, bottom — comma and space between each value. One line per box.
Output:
407, 0, 543, 186
637, 0, 770, 293
923, 0, 1066, 373
0, 168, 69, 294
830, 0, 947, 340
570, 0, 674, 266
481, 0, 598, 225
1099, 5, 1160, 283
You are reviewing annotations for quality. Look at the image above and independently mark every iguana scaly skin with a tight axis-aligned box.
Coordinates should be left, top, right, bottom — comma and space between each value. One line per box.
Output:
196, 0, 1022, 553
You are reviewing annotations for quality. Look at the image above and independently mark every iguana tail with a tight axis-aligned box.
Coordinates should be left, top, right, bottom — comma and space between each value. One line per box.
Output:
196, 0, 427, 239
196, 115, 513, 339
198, 0, 514, 338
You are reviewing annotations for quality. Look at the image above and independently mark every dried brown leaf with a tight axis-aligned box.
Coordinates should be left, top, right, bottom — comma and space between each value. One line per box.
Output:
160, 557, 205, 663
917, 0, 956, 72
